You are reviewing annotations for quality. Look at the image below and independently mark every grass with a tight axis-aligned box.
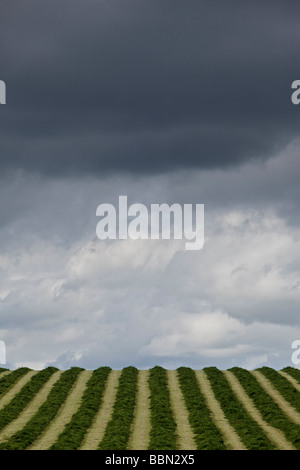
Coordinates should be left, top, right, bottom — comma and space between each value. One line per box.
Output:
97, 366, 139, 450
0, 367, 83, 450
229, 367, 300, 450
0, 367, 58, 432
256, 366, 300, 412
203, 367, 275, 449
177, 367, 226, 450
0, 368, 31, 399
147, 366, 177, 450
281, 366, 300, 384
50, 367, 111, 450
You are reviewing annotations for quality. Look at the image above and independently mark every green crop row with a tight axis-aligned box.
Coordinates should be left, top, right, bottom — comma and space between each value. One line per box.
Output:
98, 366, 139, 450
204, 367, 275, 449
256, 367, 300, 413
50, 366, 111, 450
177, 367, 226, 450
281, 366, 300, 384
0, 367, 83, 450
147, 366, 177, 450
0, 368, 31, 399
0, 367, 58, 432
229, 367, 300, 450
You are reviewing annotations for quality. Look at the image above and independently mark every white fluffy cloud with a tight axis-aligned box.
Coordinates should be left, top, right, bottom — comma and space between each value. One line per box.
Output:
1, 140, 300, 370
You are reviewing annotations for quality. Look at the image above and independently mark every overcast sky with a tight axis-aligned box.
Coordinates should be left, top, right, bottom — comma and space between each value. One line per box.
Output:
1, 0, 300, 370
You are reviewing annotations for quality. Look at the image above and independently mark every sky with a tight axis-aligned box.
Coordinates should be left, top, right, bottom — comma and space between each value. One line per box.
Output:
1, 0, 300, 370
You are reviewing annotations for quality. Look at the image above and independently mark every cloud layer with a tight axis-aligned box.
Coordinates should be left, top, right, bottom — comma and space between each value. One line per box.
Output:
1, 137, 300, 370
0, 0, 299, 175
1, 1, 300, 370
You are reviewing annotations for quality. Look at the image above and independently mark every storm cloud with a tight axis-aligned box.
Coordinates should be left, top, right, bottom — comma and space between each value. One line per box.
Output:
1, 0, 300, 175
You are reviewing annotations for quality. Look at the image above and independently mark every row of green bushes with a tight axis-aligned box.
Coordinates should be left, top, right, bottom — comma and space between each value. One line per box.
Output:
147, 366, 177, 450
204, 367, 275, 449
97, 366, 139, 450
177, 367, 226, 450
0, 367, 83, 450
0, 368, 31, 399
50, 366, 112, 450
281, 366, 300, 383
256, 366, 300, 412
0, 367, 58, 432
229, 367, 300, 450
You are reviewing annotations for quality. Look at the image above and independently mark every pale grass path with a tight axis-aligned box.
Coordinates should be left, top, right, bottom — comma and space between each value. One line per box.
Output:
250, 370, 300, 426
278, 370, 300, 392
224, 370, 296, 450
29, 370, 93, 450
0, 370, 63, 443
0, 371, 11, 379
80, 370, 122, 450
0, 370, 38, 411
195, 370, 246, 450
166, 370, 197, 450
127, 370, 151, 450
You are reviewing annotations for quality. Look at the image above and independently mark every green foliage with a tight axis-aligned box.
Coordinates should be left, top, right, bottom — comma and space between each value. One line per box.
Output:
177, 367, 226, 450
0, 367, 83, 450
0, 367, 58, 431
98, 366, 139, 450
147, 366, 177, 450
50, 367, 111, 450
203, 367, 275, 449
0, 365, 299, 450
229, 367, 300, 450
256, 366, 300, 412
281, 366, 300, 384
0, 368, 31, 399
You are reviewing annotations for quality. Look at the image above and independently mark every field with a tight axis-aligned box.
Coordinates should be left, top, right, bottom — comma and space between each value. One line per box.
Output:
0, 365, 299, 450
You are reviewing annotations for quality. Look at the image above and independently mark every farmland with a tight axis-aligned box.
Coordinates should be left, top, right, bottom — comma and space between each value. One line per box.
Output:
0, 365, 299, 450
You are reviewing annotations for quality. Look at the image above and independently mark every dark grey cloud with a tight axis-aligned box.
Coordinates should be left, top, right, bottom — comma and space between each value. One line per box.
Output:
1, 0, 299, 176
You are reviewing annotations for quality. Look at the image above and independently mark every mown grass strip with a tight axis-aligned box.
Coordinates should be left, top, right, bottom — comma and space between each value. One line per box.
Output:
167, 370, 196, 450
254, 367, 300, 412
279, 371, 300, 392
281, 367, 300, 385
204, 367, 275, 449
97, 366, 139, 450
30, 370, 93, 450
0, 367, 58, 433
177, 367, 226, 450
147, 366, 177, 450
0, 370, 63, 444
127, 370, 151, 450
251, 369, 300, 424
0, 367, 83, 450
224, 370, 296, 450
50, 367, 111, 450
195, 370, 246, 450
80, 370, 121, 450
0, 368, 31, 401
229, 367, 300, 449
